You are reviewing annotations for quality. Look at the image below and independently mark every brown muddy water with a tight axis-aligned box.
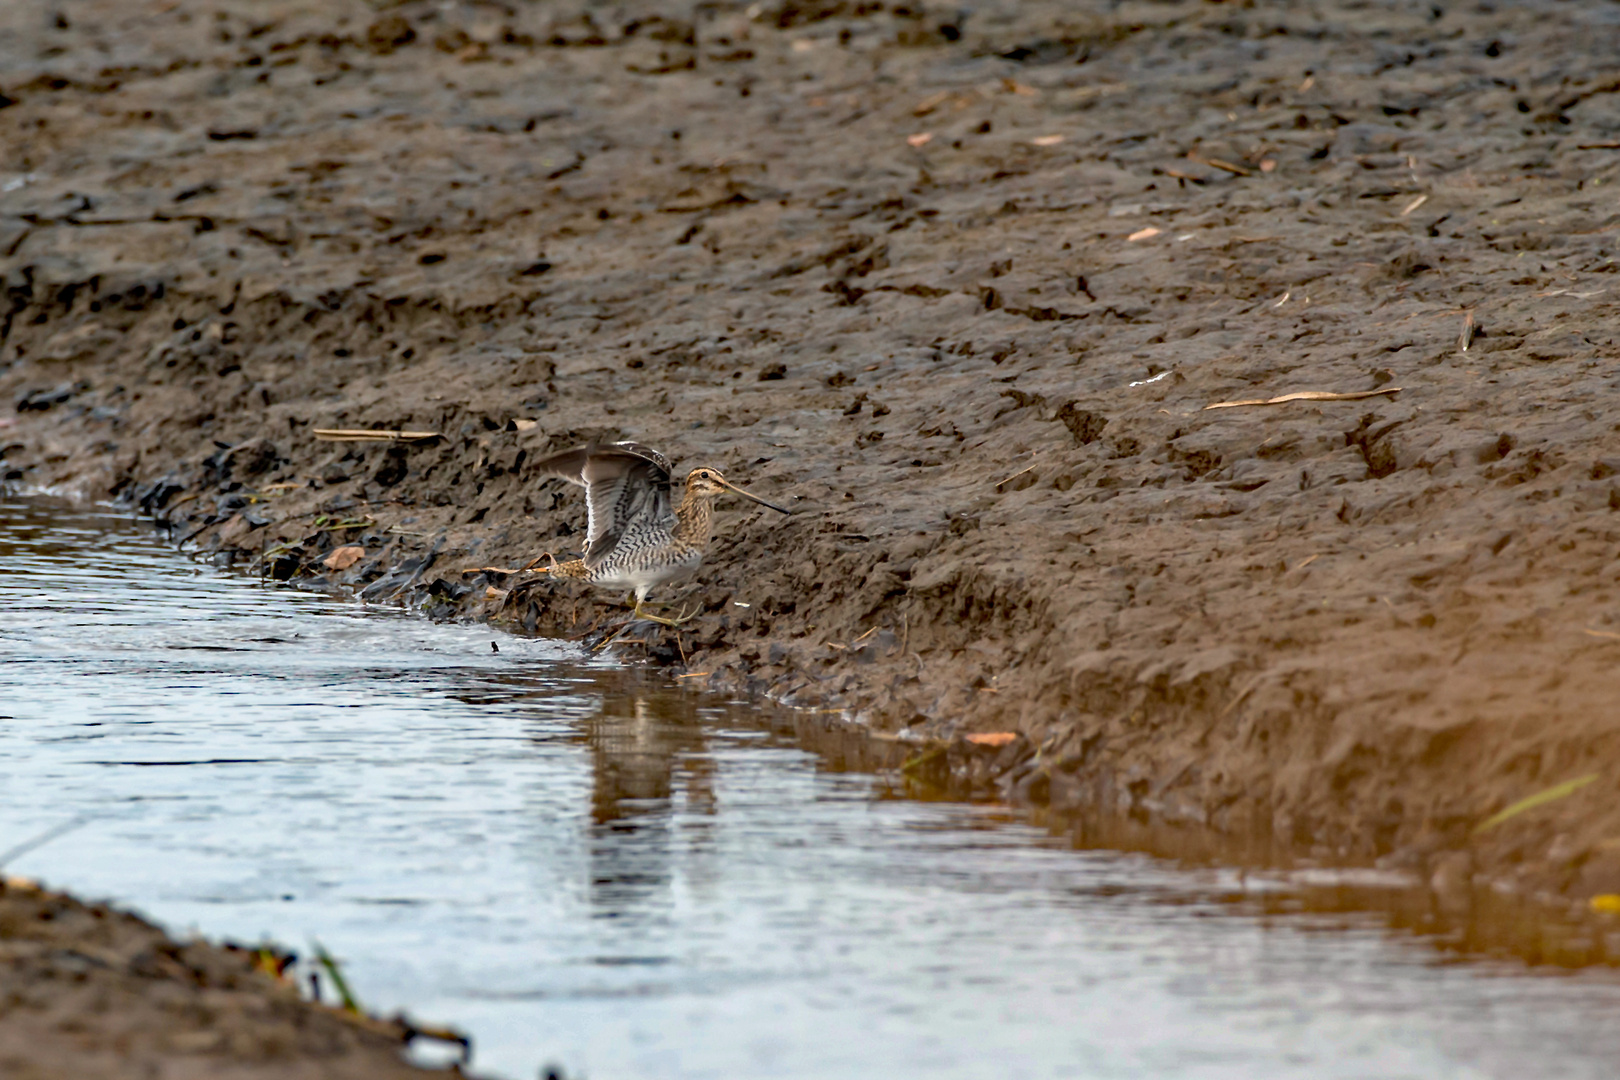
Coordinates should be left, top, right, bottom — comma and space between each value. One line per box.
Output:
4, 495, 1620, 1080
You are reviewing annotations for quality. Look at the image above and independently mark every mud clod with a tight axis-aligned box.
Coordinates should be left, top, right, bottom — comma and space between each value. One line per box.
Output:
0, 879, 452, 1078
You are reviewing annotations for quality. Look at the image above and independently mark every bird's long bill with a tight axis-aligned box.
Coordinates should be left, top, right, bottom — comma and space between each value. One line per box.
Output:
721, 479, 791, 515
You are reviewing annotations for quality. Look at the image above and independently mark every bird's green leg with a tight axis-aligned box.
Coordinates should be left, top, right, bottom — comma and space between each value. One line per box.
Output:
631, 598, 698, 627
596, 589, 700, 647
592, 598, 693, 651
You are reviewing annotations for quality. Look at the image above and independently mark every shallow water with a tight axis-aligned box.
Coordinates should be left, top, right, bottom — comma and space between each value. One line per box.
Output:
4, 496, 1620, 1080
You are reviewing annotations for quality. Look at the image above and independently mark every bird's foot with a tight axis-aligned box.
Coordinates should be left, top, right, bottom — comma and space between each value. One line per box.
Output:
631, 599, 699, 627
590, 600, 699, 651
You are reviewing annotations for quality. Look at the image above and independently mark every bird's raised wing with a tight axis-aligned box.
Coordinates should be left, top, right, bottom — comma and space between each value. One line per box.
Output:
530, 445, 593, 488
533, 442, 675, 568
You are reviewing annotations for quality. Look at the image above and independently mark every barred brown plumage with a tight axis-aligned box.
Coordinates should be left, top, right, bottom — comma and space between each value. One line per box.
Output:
521, 441, 790, 627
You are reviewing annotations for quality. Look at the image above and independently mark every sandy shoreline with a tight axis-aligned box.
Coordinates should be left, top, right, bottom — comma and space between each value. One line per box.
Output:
7, 0, 1620, 988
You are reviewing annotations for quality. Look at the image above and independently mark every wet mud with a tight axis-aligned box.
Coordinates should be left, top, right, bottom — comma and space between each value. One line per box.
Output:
0, 876, 464, 1079
8, 0, 1620, 962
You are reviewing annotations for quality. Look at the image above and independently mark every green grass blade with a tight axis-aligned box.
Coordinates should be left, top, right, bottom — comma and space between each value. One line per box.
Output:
311, 939, 361, 1013
1473, 773, 1600, 834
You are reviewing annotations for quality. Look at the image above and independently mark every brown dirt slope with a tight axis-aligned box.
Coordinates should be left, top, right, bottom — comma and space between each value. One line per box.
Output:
0, 876, 459, 1079
6, 0, 1620, 907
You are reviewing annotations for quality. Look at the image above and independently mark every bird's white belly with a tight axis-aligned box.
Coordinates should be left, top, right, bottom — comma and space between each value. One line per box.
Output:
592, 549, 703, 593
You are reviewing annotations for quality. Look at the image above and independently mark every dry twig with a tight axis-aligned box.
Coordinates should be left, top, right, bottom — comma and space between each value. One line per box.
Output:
994, 463, 1038, 488
1203, 387, 1402, 411
1189, 154, 1251, 177
313, 428, 442, 443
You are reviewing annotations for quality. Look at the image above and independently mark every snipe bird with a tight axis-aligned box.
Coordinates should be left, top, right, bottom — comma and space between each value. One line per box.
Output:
513, 441, 789, 626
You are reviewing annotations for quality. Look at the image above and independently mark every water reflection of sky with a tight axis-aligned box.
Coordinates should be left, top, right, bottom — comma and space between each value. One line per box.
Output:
5, 496, 1620, 1080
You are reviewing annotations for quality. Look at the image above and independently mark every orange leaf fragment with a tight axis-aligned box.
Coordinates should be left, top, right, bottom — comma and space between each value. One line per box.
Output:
323, 545, 365, 571
906, 132, 934, 147
965, 732, 1018, 748
1127, 227, 1162, 242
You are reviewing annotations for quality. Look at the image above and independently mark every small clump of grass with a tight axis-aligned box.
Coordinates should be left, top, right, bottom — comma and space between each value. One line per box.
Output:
311, 939, 361, 1013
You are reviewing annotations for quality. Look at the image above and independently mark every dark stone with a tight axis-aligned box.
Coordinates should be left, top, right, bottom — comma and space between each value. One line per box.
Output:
359, 542, 442, 601
268, 551, 302, 580
136, 478, 185, 514
16, 381, 85, 411
372, 445, 409, 487
427, 576, 473, 602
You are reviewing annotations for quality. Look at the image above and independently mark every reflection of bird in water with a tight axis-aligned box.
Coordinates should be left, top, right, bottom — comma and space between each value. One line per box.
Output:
582, 693, 716, 918
586, 694, 714, 825
508, 442, 790, 626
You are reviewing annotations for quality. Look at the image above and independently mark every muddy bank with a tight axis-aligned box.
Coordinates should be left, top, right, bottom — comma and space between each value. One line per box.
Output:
7, 0, 1620, 916
0, 875, 467, 1079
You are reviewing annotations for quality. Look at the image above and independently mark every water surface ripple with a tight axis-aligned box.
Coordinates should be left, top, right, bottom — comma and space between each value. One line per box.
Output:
2, 497, 1618, 1080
